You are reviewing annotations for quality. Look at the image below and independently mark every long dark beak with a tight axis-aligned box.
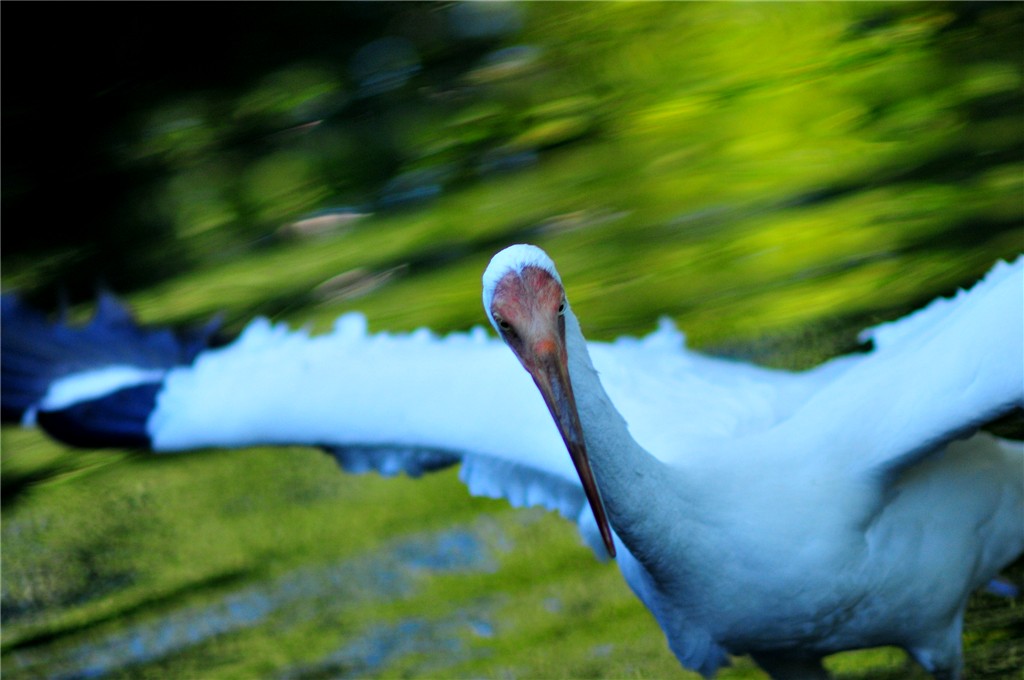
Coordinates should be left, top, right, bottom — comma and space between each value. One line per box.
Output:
529, 349, 616, 558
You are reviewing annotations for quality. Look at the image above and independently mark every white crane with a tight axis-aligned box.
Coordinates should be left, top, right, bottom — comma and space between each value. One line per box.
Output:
482, 244, 1023, 679
3, 247, 1022, 678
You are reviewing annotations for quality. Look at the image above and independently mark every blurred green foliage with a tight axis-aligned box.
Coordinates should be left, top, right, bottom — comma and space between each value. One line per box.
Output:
4, 3, 1022, 324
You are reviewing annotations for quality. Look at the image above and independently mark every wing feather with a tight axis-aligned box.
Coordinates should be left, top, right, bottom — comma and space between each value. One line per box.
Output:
771, 258, 1023, 482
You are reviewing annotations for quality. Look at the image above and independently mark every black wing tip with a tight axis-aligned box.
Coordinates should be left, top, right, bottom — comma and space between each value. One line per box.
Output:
35, 383, 160, 450
2, 292, 224, 422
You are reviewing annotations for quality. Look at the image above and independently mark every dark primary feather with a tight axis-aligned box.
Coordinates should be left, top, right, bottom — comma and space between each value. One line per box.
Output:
36, 383, 161, 449
1, 293, 222, 423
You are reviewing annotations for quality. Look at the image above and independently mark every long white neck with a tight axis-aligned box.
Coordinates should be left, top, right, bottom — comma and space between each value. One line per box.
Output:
562, 307, 692, 567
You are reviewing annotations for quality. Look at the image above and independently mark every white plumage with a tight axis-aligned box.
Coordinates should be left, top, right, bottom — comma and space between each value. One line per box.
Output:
5, 249, 1022, 679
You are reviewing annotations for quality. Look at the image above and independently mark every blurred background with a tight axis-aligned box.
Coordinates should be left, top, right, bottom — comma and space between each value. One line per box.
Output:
2, 3, 1022, 678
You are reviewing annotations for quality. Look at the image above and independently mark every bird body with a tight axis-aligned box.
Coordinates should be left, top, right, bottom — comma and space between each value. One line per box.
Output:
3, 250, 1022, 678
612, 432, 1021, 676
482, 246, 1022, 678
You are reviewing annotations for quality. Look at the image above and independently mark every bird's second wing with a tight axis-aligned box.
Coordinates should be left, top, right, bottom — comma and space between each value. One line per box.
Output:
776, 257, 1023, 482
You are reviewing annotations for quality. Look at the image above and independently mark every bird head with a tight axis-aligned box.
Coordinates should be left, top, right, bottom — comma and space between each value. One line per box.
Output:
483, 245, 615, 557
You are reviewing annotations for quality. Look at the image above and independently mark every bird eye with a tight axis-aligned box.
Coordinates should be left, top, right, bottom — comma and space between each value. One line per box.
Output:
495, 315, 511, 331
558, 300, 566, 315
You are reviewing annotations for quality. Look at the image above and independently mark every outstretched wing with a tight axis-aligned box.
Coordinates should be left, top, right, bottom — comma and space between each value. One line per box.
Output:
1, 301, 611, 548
2, 294, 816, 554
775, 257, 1023, 483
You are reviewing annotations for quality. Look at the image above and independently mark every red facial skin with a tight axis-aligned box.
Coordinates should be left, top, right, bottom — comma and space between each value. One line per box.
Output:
491, 266, 566, 369
490, 266, 616, 557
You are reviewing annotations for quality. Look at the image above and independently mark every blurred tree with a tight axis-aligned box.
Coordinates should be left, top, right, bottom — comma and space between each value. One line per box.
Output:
2, 2, 493, 298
